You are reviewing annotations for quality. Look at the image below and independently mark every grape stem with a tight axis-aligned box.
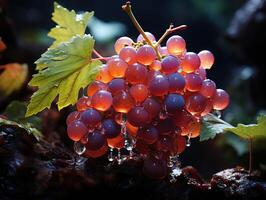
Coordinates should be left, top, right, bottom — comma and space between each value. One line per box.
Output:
122, 1, 162, 60
155, 24, 187, 48
92, 49, 110, 62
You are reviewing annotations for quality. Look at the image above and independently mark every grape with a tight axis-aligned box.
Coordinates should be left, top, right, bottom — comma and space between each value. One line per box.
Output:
185, 73, 202, 92
96, 64, 113, 83
135, 140, 150, 155
145, 70, 162, 85
125, 63, 148, 84
173, 109, 193, 128
198, 50, 214, 69
113, 91, 135, 113
157, 118, 177, 135
137, 32, 156, 43
91, 90, 113, 111
143, 157, 167, 179
149, 74, 169, 96
107, 134, 125, 149
108, 78, 126, 95
76, 96, 91, 111
181, 117, 200, 138
166, 35, 186, 55
129, 84, 149, 103
102, 119, 120, 139
196, 67, 207, 80
80, 108, 102, 128
149, 60, 161, 71
142, 97, 161, 119
119, 46, 137, 65
114, 36, 133, 54
171, 135, 186, 154
200, 79, 216, 98
164, 94, 185, 114
213, 89, 229, 110
107, 58, 128, 78
168, 73, 185, 93
127, 106, 150, 127
87, 81, 108, 97
84, 143, 108, 158
137, 125, 159, 144
158, 46, 169, 56
155, 136, 172, 152
67, 120, 87, 141
136, 45, 156, 65
186, 93, 207, 114
86, 130, 106, 150
161, 55, 180, 74
201, 98, 213, 116
181, 52, 201, 73
126, 121, 138, 137
66, 111, 80, 125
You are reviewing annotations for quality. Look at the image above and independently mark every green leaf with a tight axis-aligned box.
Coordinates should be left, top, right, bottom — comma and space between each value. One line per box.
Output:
4, 101, 42, 130
200, 113, 234, 141
47, 2, 93, 50
26, 35, 102, 117
0, 101, 42, 140
225, 115, 266, 139
0, 118, 42, 141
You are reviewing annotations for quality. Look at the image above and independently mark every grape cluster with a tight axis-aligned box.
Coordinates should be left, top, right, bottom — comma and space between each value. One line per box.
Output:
66, 33, 229, 179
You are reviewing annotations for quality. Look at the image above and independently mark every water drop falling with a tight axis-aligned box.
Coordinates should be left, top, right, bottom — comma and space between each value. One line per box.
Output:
108, 148, 114, 162
186, 134, 191, 147
73, 141, 86, 155
117, 149, 122, 165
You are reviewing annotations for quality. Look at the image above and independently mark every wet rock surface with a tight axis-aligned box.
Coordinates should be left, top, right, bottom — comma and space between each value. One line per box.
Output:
0, 125, 266, 200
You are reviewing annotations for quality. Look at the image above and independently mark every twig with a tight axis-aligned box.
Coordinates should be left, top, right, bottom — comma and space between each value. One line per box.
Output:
155, 24, 187, 47
122, 2, 162, 60
93, 49, 104, 58
248, 137, 253, 174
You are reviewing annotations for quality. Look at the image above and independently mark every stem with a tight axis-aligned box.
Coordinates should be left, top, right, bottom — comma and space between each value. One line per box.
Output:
155, 24, 187, 47
248, 137, 253, 174
122, 2, 162, 60
93, 49, 104, 58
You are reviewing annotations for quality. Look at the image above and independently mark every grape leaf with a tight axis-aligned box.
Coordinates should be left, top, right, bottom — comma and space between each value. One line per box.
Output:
47, 2, 93, 50
0, 118, 42, 141
225, 115, 266, 139
26, 35, 101, 117
200, 113, 234, 141
0, 63, 28, 96
4, 101, 41, 130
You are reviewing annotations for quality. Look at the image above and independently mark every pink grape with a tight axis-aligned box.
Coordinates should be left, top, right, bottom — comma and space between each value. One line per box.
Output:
76, 96, 91, 111
149, 60, 162, 71
112, 91, 135, 113
125, 63, 148, 84
181, 52, 201, 73
161, 55, 180, 74
66, 111, 80, 125
200, 79, 216, 98
129, 84, 149, 103
67, 120, 87, 141
91, 90, 113, 111
87, 81, 108, 97
96, 64, 113, 83
114, 36, 133, 54
186, 93, 207, 114
198, 50, 215, 69
213, 89, 229, 110
185, 73, 202, 92
137, 32, 156, 43
196, 67, 207, 80
136, 45, 156, 65
119, 46, 137, 65
166, 35, 186, 55
158, 46, 169, 56
107, 58, 128, 78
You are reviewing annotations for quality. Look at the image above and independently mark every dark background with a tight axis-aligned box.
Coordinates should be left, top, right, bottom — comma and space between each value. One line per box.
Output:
1, 0, 266, 178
